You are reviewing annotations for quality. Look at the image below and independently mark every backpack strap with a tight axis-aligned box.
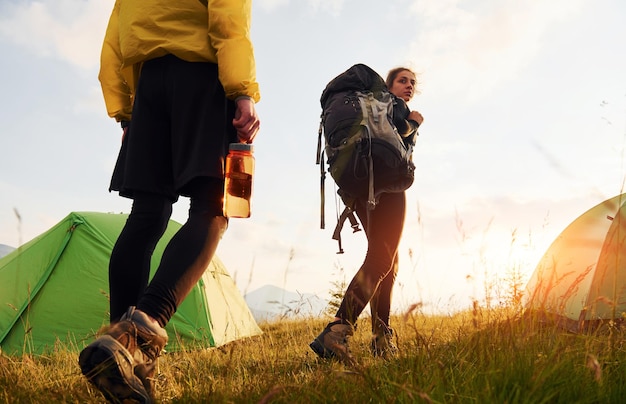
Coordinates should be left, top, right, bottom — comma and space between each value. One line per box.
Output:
317, 114, 326, 230
319, 110, 361, 254
367, 149, 375, 210
360, 93, 378, 211
332, 205, 361, 254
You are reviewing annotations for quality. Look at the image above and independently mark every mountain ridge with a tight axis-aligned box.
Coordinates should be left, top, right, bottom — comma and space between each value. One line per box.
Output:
243, 284, 329, 322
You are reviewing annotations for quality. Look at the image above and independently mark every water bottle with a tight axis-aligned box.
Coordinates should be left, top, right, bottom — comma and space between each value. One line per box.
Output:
224, 143, 255, 218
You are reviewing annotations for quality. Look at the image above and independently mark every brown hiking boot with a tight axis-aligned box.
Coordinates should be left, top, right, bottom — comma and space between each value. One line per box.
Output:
79, 307, 168, 403
309, 320, 355, 365
370, 327, 398, 359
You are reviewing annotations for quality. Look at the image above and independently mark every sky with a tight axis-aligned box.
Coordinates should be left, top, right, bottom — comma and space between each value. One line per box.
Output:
0, 0, 625, 315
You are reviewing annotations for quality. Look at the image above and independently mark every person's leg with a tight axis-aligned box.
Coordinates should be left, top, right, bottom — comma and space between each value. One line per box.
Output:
81, 194, 172, 402
80, 179, 225, 400
370, 253, 398, 333
369, 252, 399, 358
108, 193, 172, 323
137, 176, 227, 327
335, 191, 406, 324
82, 193, 173, 401
311, 192, 406, 363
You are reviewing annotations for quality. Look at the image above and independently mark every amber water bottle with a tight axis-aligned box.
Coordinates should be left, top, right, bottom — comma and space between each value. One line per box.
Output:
224, 143, 255, 218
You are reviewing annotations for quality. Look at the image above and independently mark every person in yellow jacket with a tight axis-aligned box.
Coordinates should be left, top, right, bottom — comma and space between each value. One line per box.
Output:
79, 1, 260, 402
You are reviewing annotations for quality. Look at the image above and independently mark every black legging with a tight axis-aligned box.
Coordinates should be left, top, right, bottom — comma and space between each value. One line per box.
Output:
335, 191, 405, 331
108, 177, 227, 326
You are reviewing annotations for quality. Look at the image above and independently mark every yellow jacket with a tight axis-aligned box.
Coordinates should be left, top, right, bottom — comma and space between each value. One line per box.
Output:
99, 0, 261, 122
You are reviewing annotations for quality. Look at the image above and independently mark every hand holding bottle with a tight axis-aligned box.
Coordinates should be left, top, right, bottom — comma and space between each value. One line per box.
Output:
233, 97, 260, 143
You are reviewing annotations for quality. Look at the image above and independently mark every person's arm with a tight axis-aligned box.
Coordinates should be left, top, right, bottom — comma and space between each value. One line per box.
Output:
98, 0, 135, 124
208, 0, 261, 142
208, 0, 260, 103
393, 97, 423, 137
406, 111, 423, 132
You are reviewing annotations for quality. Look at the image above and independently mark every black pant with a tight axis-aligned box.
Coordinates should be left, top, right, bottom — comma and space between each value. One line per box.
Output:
335, 191, 405, 332
108, 177, 226, 326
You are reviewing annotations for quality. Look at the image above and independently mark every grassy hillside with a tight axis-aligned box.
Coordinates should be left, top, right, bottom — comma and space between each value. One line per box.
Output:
1, 307, 625, 403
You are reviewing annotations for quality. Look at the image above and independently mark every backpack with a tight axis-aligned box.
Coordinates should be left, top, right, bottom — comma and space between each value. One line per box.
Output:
316, 64, 415, 252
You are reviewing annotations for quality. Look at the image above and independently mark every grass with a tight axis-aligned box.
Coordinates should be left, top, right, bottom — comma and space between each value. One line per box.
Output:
1, 307, 626, 403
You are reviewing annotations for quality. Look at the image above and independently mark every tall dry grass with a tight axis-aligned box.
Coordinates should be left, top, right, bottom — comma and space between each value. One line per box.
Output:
4, 184, 626, 402
2, 305, 626, 403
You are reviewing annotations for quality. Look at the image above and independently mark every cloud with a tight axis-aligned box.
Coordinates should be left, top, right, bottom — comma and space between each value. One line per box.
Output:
306, 0, 345, 17
0, 0, 109, 70
256, 0, 345, 17
407, 0, 587, 103
256, 0, 291, 12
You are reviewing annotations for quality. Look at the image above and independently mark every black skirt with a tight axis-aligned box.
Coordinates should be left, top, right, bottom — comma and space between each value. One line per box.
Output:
110, 55, 237, 201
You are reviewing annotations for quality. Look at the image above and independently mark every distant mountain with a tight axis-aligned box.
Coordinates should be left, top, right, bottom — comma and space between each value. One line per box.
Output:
0, 244, 15, 258
244, 284, 329, 323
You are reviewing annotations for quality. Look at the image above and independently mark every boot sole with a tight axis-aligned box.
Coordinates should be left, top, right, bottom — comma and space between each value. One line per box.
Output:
309, 338, 335, 359
79, 335, 151, 403
310, 338, 354, 365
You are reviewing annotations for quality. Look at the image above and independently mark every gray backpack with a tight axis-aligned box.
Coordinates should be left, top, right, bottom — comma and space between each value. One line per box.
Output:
316, 64, 415, 252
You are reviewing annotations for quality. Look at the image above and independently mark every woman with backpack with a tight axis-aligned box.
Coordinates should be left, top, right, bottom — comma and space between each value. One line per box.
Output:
310, 67, 423, 364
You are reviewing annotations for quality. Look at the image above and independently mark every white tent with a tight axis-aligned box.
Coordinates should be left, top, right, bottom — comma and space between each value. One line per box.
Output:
524, 194, 626, 330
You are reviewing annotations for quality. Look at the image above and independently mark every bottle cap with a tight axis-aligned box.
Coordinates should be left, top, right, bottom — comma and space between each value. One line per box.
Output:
229, 143, 254, 152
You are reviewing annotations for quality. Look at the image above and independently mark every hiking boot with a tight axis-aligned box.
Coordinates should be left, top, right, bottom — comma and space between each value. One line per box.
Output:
370, 327, 398, 359
79, 306, 168, 403
309, 320, 355, 365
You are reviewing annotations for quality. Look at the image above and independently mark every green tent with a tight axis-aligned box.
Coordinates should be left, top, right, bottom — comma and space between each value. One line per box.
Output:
0, 212, 261, 356
525, 193, 626, 330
